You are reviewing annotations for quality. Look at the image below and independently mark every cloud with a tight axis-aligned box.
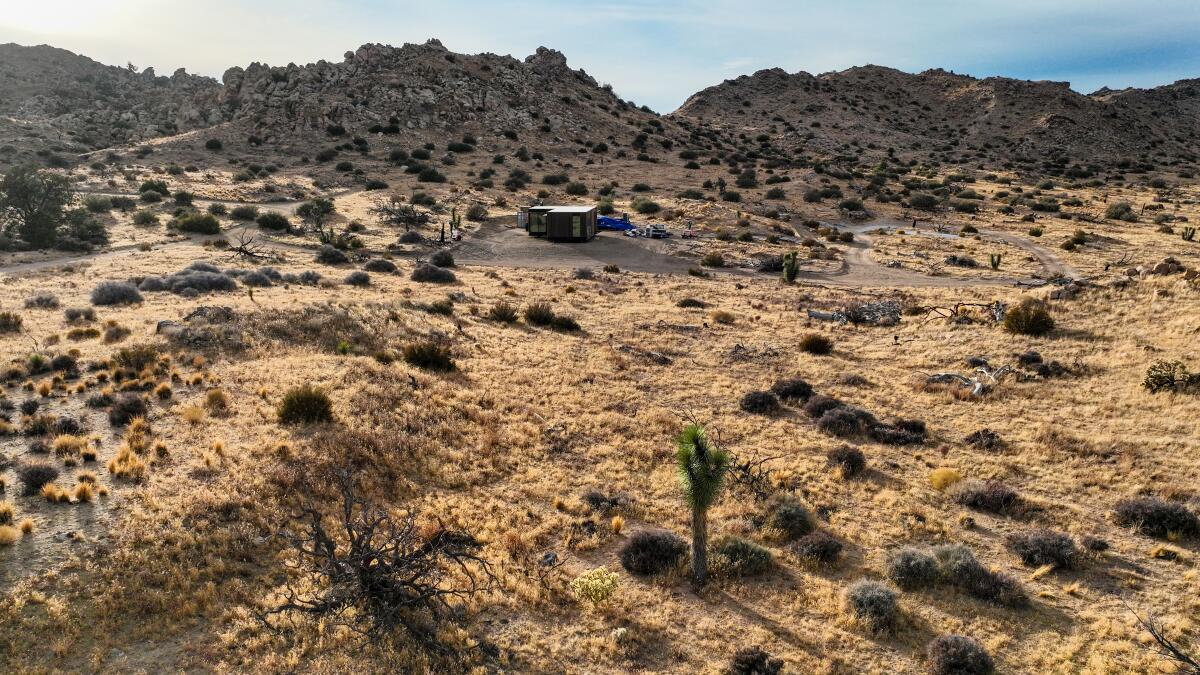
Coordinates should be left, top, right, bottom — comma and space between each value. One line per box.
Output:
0, 0, 1197, 111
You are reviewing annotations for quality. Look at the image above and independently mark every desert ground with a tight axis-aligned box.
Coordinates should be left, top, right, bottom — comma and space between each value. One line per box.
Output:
0, 136, 1198, 675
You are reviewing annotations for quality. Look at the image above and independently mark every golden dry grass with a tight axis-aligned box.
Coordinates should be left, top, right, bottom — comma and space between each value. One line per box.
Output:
0, 159, 1196, 674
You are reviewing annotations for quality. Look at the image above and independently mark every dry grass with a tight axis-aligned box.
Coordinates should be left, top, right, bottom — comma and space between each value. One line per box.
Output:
0, 158, 1196, 674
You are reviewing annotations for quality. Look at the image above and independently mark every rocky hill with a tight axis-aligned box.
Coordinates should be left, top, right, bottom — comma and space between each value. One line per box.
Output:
213, 39, 677, 155
0, 43, 223, 163
671, 65, 1200, 171
2, 41, 1198, 174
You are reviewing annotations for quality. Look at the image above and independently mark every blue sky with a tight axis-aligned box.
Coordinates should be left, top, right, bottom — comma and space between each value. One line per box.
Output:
2, 0, 1199, 112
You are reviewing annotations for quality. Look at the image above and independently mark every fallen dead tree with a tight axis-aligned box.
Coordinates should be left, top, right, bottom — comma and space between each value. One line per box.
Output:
807, 300, 901, 326
911, 301, 1006, 326
919, 364, 1014, 397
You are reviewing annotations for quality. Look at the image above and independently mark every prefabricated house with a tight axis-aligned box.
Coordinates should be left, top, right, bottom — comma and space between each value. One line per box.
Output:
544, 206, 597, 242
522, 205, 597, 242
524, 206, 555, 237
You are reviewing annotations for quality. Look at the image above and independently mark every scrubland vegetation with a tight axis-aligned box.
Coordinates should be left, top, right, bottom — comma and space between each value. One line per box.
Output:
1, 56, 1199, 674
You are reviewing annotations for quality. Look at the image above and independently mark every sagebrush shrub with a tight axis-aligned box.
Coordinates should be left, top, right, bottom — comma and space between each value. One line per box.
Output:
1004, 298, 1054, 336
927, 635, 994, 675
363, 258, 397, 273
817, 406, 876, 438
24, 293, 59, 309
429, 250, 455, 268
315, 244, 349, 264
107, 394, 147, 426
91, 281, 143, 306
726, 647, 783, 675
176, 213, 220, 234
803, 394, 843, 418
1142, 360, 1199, 394
1005, 529, 1079, 568
844, 579, 899, 632
826, 445, 865, 478
277, 385, 334, 424
739, 390, 780, 415
770, 377, 812, 402
951, 480, 1022, 515
768, 499, 814, 540
886, 547, 939, 590
18, 463, 59, 496
1113, 497, 1199, 538
793, 531, 842, 563
932, 544, 1026, 607
716, 536, 773, 577
619, 530, 686, 575
64, 307, 96, 323
411, 264, 456, 283
344, 271, 370, 286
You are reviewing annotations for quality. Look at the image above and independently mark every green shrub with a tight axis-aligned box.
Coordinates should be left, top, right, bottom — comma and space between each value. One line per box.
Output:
277, 385, 334, 424
1003, 298, 1054, 336
256, 212, 290, 231
1142, 360, 1200, 394
715, 536, 772, 577
768, 499, 814, 540
619, 530, 686, 575
1105, 202, 1136, 222
632, 197, 660, 214
176, 213, 220, 235
230, 205, 259, 220
402, 338, 456, 371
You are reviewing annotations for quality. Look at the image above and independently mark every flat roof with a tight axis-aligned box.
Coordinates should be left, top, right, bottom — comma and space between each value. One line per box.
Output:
547, 206, 596, 213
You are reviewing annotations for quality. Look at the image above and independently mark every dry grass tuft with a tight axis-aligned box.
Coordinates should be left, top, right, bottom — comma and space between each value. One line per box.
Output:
929, 467, 963, 491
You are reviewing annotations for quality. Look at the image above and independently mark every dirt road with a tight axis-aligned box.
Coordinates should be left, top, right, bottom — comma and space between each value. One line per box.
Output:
1, 200, 1077, 289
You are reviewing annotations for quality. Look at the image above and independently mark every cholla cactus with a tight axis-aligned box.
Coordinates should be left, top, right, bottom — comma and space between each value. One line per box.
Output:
1183, 226, 1196, 242
570, 567, 619, 605
989, 253, 1002, 270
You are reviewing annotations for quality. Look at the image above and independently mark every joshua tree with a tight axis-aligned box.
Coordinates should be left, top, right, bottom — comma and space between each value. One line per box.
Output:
675, 423, 728, 586
782, 251, 800, 282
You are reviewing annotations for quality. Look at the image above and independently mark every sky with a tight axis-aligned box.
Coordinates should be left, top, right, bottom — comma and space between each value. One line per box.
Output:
1, 0, 1199, 113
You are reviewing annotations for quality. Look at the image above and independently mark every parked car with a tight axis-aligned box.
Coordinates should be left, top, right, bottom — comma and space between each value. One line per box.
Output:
641, 225, 670, 239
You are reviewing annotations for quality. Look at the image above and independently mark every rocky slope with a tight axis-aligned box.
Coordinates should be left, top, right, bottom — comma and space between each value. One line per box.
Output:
0, 43, 223, 162
215, 40, 674, 151
671, 65, 1200, 170
2, 41, 1198, 173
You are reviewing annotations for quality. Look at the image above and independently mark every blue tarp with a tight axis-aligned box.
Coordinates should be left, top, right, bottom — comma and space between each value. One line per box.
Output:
597, 216, 636, 231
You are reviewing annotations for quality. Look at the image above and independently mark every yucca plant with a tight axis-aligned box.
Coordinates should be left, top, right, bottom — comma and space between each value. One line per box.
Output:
675, 423, 728, 586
